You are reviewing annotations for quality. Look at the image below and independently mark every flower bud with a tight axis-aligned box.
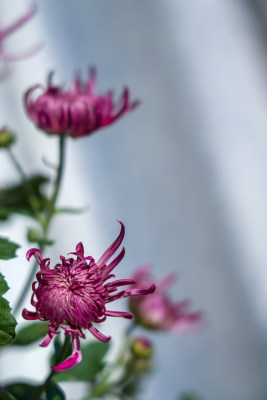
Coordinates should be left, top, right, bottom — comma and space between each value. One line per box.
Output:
131, 336, 153, 360
0, 128, 15, 148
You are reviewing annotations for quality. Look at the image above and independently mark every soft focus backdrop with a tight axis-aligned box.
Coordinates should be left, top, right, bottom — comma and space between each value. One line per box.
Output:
1, 1, 267, 399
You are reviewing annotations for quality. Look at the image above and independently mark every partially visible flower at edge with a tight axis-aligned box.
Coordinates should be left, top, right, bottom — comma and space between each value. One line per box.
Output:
0, 4, 42, 80
129, 265, 202, 332
24, 68, 140, 138
22, 222, 155, 371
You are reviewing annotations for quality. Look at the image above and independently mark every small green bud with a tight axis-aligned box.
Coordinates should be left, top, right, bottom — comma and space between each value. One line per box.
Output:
27, 228, 38, 242
131, 336, 153, 360
0, 128, 15, 148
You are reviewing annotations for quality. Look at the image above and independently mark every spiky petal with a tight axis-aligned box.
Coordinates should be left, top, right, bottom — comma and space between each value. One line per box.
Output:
22, 222, 155, 371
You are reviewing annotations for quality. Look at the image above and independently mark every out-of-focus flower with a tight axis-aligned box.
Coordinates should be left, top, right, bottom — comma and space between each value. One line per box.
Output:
0, 4, 41, 80
0, 127, 15, 148
129, 265, 202, 332
22, 223, 155, 371
127, 336, 153, 374
24, 68, 139, 137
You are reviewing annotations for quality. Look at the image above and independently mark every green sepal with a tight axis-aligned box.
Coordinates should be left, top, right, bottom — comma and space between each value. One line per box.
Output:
54, 341, 110, 382
0, 237, 19, 260
45, 380, 65, 400
0, 273, 17, 348
12, 322, 48, 345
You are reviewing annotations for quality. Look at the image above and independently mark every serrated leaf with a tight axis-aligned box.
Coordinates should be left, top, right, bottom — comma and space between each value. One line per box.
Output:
45, 380, 65, 400
54, 341, 110, 383
0, 174, 49, 220
0, 237, 19, 260
4, 383, 43, 400
12, 322, 48, 345
0, 274, 17, 348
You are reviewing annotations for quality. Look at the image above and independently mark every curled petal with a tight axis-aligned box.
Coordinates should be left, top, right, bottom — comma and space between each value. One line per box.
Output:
97, 221, 125, 268
124, 284, 156, 297
52, 336, 82, 371
22, 308, 38, 320
26, 248, 43, 264
88, 324, 111, 343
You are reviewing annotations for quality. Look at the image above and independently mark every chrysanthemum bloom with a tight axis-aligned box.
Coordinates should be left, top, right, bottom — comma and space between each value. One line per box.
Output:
129, 265, 202, 332
24, 68, 139, 137
0, 5, 41, 80
22, 223, 155, 371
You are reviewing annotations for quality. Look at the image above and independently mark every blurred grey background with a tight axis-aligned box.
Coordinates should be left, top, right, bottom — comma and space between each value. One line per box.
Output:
1, 0, 267, 399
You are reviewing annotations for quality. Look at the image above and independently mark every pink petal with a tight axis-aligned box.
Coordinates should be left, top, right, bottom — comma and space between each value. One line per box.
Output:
26, 248, 43, 264
52, 336, 82, 371
22, 309, 38, 320
102, 247, 125, 277
97, 221, 125, 267
124, 284, 156, 297
88, 324, 111, 343
39, 330, 56, 347
105, 310, 133, 319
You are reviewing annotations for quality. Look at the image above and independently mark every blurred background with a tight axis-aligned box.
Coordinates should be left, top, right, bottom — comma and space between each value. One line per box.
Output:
1, 0, 267, 399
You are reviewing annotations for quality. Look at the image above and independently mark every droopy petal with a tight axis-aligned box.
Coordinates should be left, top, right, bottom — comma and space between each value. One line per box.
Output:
124, 284, 156, 297
52, 336, 82, 371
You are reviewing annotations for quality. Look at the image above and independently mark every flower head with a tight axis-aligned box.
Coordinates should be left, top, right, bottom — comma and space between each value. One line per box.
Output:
129, 265, 202, 332
0, 5, 41, 80
24, 68, 139, 137
22, 223, 155, 371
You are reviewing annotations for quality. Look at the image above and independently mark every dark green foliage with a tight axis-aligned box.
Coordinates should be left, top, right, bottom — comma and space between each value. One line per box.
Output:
0, 237, 19, 260
45, 380, 65, 400
0, 274, 17, 348
4, 383, 42, 400
13, 322, 48, 345
0, 174, 49, 220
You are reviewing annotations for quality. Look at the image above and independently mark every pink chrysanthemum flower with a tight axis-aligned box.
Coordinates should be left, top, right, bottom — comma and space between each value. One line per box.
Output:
24, 68, 139, 137
0, 4, 41, 80
22, 223, 155, 371
129, 265, 202, 332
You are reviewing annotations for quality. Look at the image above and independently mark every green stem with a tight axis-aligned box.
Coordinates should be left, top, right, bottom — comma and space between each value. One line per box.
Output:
87, 322, 136, 399
13, 136, 66, 317
31, 336, 71, 400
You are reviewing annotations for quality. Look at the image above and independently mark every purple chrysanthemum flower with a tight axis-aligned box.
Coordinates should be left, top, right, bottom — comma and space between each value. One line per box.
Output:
22, 223, 155, 371
129, 265, 202, 332
24, 68, 139, 137
0, 4, 41, 80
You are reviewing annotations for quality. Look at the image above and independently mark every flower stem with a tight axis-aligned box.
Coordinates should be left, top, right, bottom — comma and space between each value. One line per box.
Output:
31, 336, 71, 400
13, 136, 66, 317
87, 321, 136, 399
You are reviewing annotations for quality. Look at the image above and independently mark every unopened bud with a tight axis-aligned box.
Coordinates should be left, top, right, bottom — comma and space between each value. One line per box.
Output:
0, 128, 15, 148
131, 336, 153, 360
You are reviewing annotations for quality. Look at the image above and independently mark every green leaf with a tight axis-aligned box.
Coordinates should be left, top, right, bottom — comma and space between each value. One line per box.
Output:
45, 380, 65, 400
0, 174, 49, 221
54, 341, 110, 382
12, 322, 48, 345
4, 383, 42, 400
0, 237, 19, 260
0, 274, 17, 348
